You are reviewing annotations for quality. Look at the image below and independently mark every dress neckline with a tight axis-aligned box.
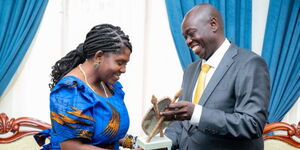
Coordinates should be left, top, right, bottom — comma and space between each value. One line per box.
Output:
62, 75, 115, 99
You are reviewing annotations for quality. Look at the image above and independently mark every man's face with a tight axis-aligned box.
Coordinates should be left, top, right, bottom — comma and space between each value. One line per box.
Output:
181, 13, 215, 60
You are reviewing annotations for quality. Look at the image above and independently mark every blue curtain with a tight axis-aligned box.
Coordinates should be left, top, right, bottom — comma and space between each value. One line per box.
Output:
0, 0, 48, 96
165, 0, 252, 70
262, 0, 300, 123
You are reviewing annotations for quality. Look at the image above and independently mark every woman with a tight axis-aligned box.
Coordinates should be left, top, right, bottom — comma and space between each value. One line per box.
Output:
35, 24, 138, 150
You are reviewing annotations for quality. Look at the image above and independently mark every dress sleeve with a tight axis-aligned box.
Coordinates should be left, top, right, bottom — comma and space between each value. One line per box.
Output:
50, 81, 95, 143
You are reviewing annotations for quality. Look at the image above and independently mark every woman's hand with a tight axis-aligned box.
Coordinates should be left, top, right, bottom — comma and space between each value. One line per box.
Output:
119, 134, 138, 149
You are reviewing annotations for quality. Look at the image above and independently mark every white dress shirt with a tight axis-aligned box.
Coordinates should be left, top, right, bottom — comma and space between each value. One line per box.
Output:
190, 39, 231, 125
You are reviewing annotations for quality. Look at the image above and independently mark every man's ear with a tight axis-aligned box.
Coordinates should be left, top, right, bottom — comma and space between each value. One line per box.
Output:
210, 17, 218, 32
94, 50, 104, 63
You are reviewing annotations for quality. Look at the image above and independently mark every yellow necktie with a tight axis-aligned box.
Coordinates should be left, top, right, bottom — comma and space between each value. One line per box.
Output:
193, 64, 211, 104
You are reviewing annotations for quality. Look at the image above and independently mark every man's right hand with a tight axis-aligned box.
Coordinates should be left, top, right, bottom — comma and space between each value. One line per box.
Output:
160, 101, 195, 121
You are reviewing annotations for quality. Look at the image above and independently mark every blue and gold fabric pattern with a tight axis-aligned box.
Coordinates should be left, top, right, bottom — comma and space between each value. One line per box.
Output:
35, 76, 130, 150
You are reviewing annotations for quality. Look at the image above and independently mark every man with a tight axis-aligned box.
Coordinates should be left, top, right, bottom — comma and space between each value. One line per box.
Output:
160, 4, 270, 150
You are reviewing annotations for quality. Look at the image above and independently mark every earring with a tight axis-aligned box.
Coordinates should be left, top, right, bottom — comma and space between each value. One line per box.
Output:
94, 61, 100, 68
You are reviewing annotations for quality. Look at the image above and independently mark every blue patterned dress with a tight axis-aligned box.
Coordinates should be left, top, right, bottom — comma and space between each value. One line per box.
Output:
35, 76, 130, 150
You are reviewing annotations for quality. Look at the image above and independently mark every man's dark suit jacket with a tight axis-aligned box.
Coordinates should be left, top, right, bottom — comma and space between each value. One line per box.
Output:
165, 43, 270, 150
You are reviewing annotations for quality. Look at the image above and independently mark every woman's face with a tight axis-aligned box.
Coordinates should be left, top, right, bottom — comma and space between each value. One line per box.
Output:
99, 46, 131, 85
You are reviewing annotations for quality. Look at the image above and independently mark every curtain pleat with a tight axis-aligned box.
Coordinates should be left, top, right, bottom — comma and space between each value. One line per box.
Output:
0, 0, 48, 96
262, 0, 300, 122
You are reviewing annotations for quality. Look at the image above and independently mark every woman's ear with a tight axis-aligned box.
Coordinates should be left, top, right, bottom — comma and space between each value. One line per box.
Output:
94, 50, 104, 63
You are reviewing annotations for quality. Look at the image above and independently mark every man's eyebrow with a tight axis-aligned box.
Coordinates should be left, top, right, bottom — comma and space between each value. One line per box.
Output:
182, 28, 195, 36
182, 29, 190, 36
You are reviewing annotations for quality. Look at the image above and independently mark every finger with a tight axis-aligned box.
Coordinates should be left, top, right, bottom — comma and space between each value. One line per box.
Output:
160, 110, 176, 116
167, 103, 184, 109
163, 115, 175, 121
175, 114, 190, 120
167, 101, 191, 109
174, 107, 189, 115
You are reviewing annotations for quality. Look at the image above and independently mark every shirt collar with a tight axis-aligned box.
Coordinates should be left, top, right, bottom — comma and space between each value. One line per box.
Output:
202, 39, 230, 68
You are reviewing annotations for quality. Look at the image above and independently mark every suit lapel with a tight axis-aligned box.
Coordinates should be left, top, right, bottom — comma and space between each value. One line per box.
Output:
185, 61, 202, 131
186, 60, 202, 102
199, 44, 238, 106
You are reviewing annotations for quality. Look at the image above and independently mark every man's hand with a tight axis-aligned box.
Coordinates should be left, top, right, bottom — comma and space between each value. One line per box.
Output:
160, 101, 195, 121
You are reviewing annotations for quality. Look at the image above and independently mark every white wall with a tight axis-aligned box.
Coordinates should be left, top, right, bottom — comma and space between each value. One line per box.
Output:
0, 0, 298, 137
252, 0, 270, 55
0, 0, 182, 136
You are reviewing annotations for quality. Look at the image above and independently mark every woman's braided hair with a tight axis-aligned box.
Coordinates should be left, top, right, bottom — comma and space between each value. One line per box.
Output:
49, 24, 132, 89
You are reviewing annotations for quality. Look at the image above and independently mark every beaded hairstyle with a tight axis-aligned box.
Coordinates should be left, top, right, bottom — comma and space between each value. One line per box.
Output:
49, 24, 132, 89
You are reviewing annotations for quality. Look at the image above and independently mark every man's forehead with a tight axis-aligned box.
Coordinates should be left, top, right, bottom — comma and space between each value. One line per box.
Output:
182, 14, 199, 30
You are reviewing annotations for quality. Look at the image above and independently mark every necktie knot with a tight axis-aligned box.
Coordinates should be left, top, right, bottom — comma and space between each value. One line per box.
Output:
201, 64, 211, 73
